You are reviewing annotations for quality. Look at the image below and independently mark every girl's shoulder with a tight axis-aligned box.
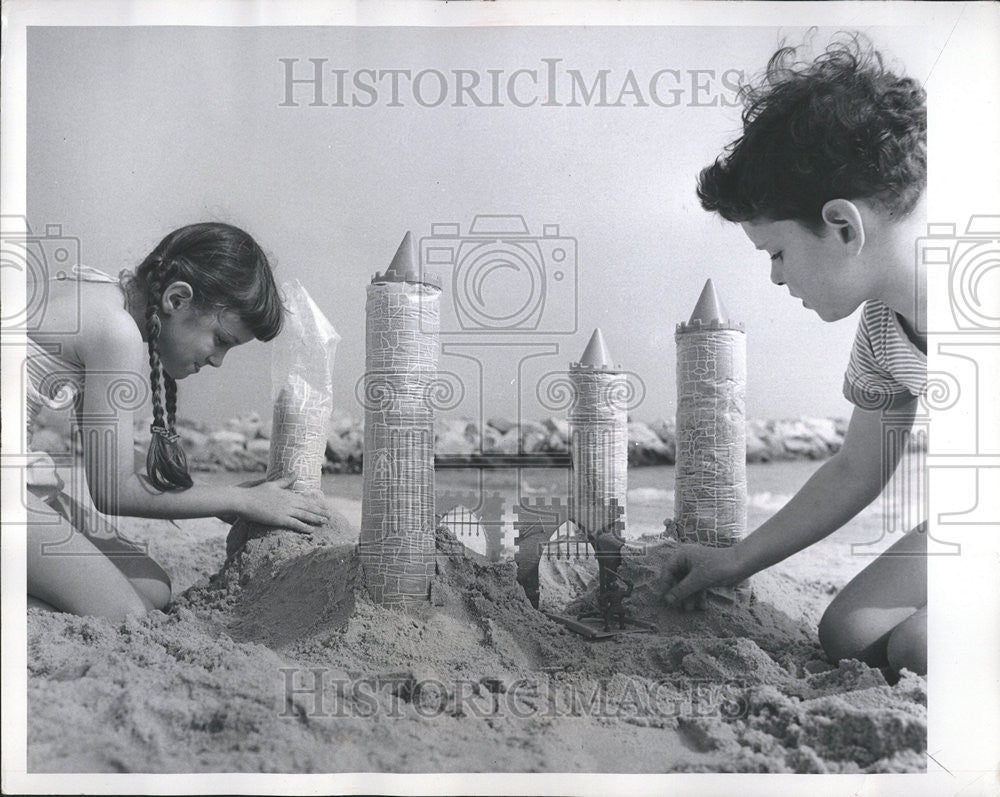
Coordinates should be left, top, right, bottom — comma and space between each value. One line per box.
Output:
39, 270, 143, 364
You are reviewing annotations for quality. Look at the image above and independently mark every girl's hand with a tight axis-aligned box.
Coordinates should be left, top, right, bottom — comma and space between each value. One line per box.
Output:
216, 477, 269, 524
660, 543, 743, 611
236, 476, 332, 533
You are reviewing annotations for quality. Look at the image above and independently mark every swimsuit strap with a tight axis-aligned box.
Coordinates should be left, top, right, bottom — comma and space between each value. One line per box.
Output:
56, 264, 122, 284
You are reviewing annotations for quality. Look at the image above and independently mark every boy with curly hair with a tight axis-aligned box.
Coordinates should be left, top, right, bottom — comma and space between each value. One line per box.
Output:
662, 35, 928, 675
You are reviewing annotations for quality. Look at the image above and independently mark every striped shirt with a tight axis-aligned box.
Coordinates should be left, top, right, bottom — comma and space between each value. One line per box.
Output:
843, 300, 927, 411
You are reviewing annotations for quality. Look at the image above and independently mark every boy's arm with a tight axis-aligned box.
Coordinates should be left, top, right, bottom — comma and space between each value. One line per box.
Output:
663, 398, 918, 603
730, 399, 915, 578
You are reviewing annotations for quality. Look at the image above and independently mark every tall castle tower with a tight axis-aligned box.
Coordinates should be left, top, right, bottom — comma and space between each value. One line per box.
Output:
569, 328, 629, 538
675, 279, 747, 546
359, 232, 442, 607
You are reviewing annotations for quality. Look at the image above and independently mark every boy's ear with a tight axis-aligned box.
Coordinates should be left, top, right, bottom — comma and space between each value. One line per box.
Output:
821, 199, 865, 254
160, 281, 195, 314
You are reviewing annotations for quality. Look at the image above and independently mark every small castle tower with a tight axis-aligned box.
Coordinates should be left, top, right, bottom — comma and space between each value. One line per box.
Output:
675, 279, 747, 546
359, 232, 443, 607
569, 328, 628, 539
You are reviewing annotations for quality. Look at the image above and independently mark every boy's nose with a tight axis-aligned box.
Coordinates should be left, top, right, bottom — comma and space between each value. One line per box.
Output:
770, 266, 784, 286
207, 351, 225, 367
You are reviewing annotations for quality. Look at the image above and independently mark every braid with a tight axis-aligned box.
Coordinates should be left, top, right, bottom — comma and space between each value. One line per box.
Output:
144, 259, 193, 491
165, 376, 179, 435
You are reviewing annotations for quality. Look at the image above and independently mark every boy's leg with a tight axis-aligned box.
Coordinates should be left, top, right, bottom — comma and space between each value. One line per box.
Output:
818, 523, 926, 670
887, 604, 927, 675
27, 491, 149, 619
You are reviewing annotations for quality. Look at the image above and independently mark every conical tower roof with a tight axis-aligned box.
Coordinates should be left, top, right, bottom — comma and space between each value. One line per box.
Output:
572, 328, 619, 371
677, 278, 744, 333
371, 231, 441, 288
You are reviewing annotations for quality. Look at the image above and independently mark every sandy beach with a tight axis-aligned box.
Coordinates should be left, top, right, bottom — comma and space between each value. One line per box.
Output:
27, 462, 926, 774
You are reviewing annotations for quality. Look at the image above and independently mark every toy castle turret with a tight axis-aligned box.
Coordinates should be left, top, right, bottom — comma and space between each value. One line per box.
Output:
674, 279, 747, 546
569, 328, 628, 539
359, 232, 443, 607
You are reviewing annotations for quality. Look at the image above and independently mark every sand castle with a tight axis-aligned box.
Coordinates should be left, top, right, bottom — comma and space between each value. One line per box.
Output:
674, 278, 748, 547
231, 236, 746, 614
358, 232, 442, 607
568, 328, 629, 539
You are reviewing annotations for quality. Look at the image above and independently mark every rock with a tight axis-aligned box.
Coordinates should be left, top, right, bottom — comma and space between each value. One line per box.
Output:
200, 440, 261, 471
803, 417, 843, 453
28, 428, 68, 453
246, 438, 270, 468
749, 419, 791, 461
176, 426, 208, 454
486, 416, 514, 435
329, 409, 357, 437
481, 426, 503, 454
325, 432, 354, 463
746, 427, 770, 463
246, 438, 270, 456
497, 429, 520, 455
542, 417, 570, 444
435, 418, 479, 457
520, 421, 549, 454
224, 411, 262, 441
32, 404, 72, 436
627, 421, 673, 466
134, 426, 153, 448
175, 416, 212, 434
776, 419, 827, 460
209, 429, 248, 448
647, 418, 677, 463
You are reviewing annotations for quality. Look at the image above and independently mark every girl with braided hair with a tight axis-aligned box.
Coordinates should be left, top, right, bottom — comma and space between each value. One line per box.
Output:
25, 222, 331, 619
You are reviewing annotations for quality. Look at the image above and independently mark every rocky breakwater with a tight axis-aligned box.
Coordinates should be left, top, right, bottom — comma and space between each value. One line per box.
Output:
28, 406, 926, 474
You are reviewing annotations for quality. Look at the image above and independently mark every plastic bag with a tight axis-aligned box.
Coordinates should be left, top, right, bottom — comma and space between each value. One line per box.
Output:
265, 279, 341, 493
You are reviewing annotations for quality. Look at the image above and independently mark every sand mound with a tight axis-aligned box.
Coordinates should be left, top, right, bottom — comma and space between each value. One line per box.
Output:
181, 509, 359, 649
25, 518, 926, 774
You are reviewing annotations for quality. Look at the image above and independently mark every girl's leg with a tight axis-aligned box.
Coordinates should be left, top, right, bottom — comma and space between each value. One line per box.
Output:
27, 492, 149, 619
27, 595, 60, 612
57, 491, 172, 610
818, 523, 926, 672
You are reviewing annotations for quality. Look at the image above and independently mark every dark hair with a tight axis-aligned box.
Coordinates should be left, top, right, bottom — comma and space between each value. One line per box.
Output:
129, 222, 284, 491
697, 34, 926, 230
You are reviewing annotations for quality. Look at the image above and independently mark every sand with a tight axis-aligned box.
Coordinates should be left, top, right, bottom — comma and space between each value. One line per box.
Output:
26, 492, 925, 774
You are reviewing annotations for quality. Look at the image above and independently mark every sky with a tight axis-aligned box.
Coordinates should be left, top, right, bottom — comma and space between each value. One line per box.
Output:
27, 23, 935, 427
6, 4, 1000, 790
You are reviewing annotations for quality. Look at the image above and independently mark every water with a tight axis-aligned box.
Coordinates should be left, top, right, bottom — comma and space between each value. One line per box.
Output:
320, 456, 925, 553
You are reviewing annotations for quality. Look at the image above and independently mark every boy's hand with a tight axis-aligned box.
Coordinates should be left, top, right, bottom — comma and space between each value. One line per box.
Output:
661, 543, 742, 611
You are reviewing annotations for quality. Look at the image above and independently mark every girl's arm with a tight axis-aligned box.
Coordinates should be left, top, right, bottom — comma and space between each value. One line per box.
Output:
76, 311, 328, 531
662, 399, 918, 604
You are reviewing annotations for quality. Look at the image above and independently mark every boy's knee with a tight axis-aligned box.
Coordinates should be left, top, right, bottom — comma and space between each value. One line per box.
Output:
887, 607, 927, 675
818, 599, 882, 666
